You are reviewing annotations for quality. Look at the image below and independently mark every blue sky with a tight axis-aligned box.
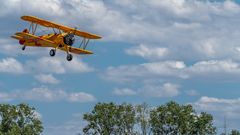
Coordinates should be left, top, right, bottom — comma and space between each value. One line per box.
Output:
1, 0, 240, 134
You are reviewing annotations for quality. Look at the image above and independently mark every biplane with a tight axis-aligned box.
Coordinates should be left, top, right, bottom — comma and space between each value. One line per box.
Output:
11, 15, 101, 61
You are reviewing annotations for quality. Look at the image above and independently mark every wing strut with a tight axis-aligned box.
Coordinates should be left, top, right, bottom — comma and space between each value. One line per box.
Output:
79, 38, 90, 50
52, 28, 57, 34
28, 22, 38, 35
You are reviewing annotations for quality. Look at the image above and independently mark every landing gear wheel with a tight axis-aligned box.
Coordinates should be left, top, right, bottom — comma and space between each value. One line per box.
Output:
22, 46, 26, 50
66, 54, 73, 61
49, 49, 56, 57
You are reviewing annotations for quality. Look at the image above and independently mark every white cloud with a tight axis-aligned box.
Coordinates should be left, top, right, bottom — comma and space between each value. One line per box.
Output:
223, 1, 240, 14
2, 0, 240, 61
0, 57, 24, 74
64, 57, 95, 73
25, 56, 94, 74
188, 60, 240, 78
112, 83, 180, 98
192, 96, 240, 129
0, 0, 65, 17
113, 88, 137, 96
104, 60, 187, 83
0, 92, 13, 102
68, 92, 96, 102
0, 39, 48, 56
145, 0, 192, 16
126, 44, 168, 60
0, 56, 94, 75
0, 40, 94, 75
195, 96, 240, 107
101, 1, 240, 61
140, 83, 180, 97
104, 59, 240, 100
185, 90, 199, 96
104, 59, 240, 83
196, 38, 217, 57
21, 87, 67, 102
26, 57, 66, 74
173, 22, 201, 29
192, 60, 238, 72
0, 87, 96, 103
35, 74, 60, 84
107, 0, 240, 61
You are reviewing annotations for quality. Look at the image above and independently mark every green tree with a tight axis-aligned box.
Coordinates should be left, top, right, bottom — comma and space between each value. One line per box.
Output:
230, 129, 240, 135
150, 101, 216, 135
191, 112, 216, 135
0, 103, 43, 135
83, 102, 136, 135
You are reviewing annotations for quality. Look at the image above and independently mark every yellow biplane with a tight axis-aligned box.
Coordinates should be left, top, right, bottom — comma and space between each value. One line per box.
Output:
11, 15, 101, 61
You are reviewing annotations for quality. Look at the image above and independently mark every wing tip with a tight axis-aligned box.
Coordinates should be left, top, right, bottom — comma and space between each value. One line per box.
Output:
21, 15, 30, 20
15, 32, 23, 36
15, 32, 30, 37
95, 35, 102, 39
11, 35, 21, 40
89, 34, 102, 39
88, 51, 94, 54
21, 15, 40, 21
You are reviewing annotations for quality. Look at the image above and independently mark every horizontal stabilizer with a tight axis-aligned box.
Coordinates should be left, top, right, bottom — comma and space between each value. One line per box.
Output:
14, 32, 57, 47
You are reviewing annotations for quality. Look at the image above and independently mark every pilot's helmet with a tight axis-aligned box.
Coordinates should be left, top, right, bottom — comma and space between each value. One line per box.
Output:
23, 29, 29, 33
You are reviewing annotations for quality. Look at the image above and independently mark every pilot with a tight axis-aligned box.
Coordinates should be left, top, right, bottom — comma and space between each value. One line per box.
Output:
23, 29, 29, 33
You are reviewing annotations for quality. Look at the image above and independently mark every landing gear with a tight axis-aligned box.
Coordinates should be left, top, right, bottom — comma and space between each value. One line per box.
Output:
49, 48, 72, 61
22, 46, 26, 50
49, 49, 56, 56
66, 54, 73, 61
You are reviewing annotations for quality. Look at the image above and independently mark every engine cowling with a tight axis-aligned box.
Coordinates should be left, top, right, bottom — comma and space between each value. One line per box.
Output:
63, 34, 75, 46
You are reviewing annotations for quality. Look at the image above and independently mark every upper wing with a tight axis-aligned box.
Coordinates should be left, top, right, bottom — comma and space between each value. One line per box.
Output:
14, 32, 57, 47
69, 46, 93, 55
21, 15, 102, 39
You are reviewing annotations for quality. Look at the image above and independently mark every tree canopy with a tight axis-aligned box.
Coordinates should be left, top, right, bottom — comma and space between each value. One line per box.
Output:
0, 103, 43, 135
83, 101, 216, 135
230, 129, 240, 135
83, 102, 135, 135
150, 101, 216, 135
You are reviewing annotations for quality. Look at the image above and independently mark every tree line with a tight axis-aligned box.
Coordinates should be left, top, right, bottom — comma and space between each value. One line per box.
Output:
82, 101, 216, 135
0, 102, 239, 135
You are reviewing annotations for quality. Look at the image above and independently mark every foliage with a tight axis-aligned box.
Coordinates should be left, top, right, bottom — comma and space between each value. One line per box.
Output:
83, 101, 216, 135
191, 112, 216, 135
149, 101, 216, 135
230, 129, 240, 135
0, 103, 43, 135
83, 102, 135, 135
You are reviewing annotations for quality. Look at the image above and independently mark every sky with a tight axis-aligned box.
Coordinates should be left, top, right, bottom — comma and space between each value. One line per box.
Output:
1, 0, 240, 134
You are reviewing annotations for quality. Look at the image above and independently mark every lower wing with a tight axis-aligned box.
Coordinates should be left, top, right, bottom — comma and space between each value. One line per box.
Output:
69, 46, 93, 55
